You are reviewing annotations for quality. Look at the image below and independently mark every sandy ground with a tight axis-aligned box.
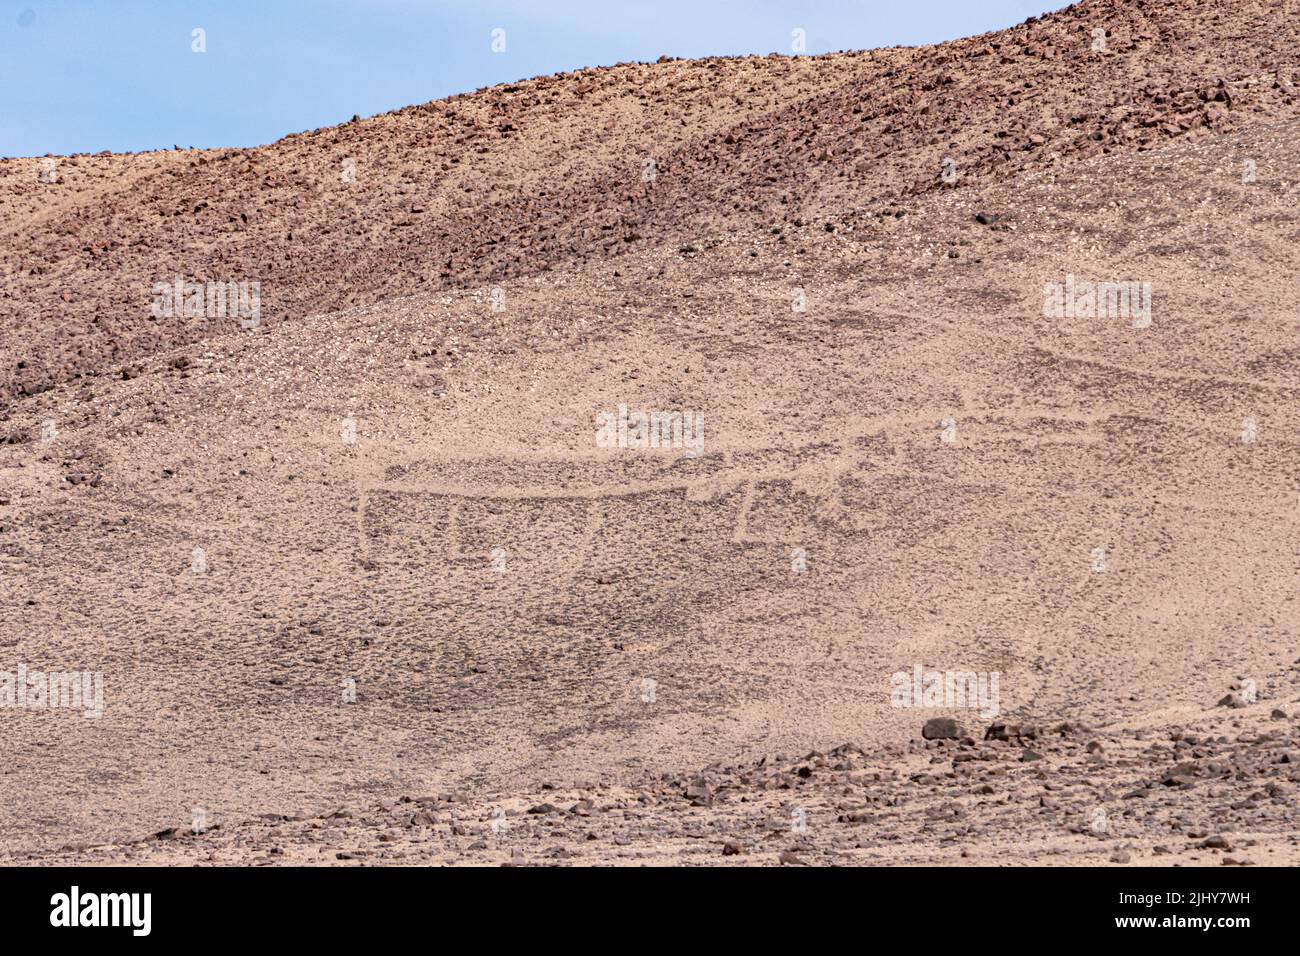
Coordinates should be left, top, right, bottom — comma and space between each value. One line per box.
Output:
1, 0, 1299, 865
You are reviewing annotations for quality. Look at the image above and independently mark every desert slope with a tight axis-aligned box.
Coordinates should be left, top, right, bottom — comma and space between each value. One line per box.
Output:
3, 118, 1299, 863
2, 0, 1298, 403
1, 0, 1299, 865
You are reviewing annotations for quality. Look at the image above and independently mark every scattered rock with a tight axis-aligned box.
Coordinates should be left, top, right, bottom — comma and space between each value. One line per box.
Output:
1161, 761, 1199, 786
685, 779, 714, 807
985, 723, 1037, 742
922, 717, 963, 740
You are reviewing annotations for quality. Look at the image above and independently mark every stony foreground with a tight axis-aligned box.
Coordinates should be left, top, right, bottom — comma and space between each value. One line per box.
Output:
9, 697, 1298, 866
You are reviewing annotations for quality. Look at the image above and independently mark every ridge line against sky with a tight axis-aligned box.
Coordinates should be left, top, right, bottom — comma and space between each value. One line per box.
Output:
1, 0, 1068, 157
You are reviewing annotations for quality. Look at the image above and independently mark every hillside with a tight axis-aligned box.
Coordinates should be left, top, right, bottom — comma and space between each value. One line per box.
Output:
1, 0, 1299, 865
2, 0, 1298, 406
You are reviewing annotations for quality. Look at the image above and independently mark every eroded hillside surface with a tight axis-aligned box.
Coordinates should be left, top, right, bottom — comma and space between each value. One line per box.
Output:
1, 0, 1298, 864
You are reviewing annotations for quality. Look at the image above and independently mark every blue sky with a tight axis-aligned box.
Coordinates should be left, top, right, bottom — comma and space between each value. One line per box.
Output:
0, 0, 1067, 157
